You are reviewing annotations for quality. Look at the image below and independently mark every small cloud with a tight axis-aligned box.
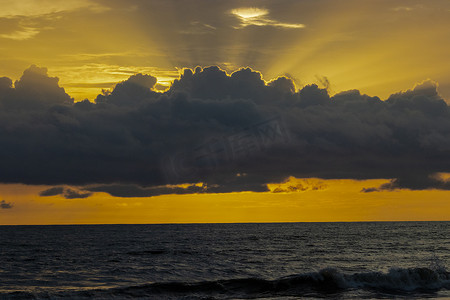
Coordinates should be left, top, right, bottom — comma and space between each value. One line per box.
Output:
392, 7, 414, 12
361, 173, 450, 192
315, 75, 331, 91
40, 186, 65, 196
179, 21, 216, 35
0, 27, 40, 40
268, 177, 327, 193
360, 180, 405, 192
85, 183, 205, 198
231, 7, 269, 19
0, 200, 13, 209
360, 187, 380, 193
40, 187, 92, 199
392, 4, 423, 12
63, 188, 92, 199
231, 7, 305, 29
433, 172, 450, 183
0, 0, 109, 18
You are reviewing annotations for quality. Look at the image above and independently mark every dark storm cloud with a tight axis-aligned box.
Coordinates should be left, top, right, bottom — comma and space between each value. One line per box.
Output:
0, 65, 73, 109
0, 200, 13, 209
1, 65, 450, 197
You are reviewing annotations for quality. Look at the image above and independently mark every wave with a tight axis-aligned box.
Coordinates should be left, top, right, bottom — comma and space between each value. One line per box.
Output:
2, 267, 450, 299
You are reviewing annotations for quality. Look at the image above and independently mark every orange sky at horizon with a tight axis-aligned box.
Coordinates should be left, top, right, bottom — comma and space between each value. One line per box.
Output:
1, 178, 449, 225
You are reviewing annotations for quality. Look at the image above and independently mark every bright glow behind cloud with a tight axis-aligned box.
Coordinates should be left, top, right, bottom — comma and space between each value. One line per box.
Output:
231, 7, 269, 19
231, 7, 305, 29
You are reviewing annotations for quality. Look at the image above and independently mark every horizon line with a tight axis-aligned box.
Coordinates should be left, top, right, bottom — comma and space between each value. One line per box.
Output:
1, 220, 449, 226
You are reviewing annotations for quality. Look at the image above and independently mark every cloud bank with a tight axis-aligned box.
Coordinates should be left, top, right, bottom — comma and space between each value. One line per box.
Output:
0, 65, 449, 197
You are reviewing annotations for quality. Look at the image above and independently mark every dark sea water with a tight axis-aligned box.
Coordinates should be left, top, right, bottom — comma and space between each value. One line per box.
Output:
0, 222, 449, 299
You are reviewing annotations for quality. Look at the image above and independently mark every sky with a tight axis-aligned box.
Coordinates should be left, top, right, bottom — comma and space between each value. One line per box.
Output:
0, 0, 449, 224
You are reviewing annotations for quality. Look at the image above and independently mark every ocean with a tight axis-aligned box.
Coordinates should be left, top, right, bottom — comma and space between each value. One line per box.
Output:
0, 222, 449, 299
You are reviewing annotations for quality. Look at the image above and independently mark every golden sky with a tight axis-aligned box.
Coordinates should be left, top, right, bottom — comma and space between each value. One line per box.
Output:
0, 0, 449, 224
1, 0, 449, 101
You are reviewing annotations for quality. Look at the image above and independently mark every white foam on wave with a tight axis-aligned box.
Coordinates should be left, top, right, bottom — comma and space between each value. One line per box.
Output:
309, 266, 450, 291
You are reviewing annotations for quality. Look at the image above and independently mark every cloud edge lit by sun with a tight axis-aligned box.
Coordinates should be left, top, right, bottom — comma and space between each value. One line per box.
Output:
230, 7, 305, 29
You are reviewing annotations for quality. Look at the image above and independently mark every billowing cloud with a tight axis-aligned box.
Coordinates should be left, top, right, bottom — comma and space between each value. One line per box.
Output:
0, 200, 13, 209
0, 65, 73, 109
1, 65, 450, 198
